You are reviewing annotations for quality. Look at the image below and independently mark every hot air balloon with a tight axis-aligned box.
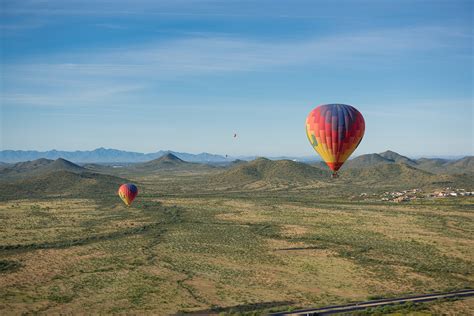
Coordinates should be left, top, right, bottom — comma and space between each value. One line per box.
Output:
306, 104, 365, 178
118, 183, 138, 206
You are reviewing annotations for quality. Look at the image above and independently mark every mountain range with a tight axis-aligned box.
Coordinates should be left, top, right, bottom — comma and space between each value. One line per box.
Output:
341, 150, 474, 174
0, 148, 229, 163
0, 150, 472, 201
1, 149, 472, 175
214, 154, 473, 190
130, 153, 214, 172
1, 148, 471, 166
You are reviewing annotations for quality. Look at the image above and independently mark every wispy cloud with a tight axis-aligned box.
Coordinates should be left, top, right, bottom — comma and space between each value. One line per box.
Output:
0, 20, 46, 35
9, 25, 471, 70
2, 26, 471, 108
1, 85, 145, 107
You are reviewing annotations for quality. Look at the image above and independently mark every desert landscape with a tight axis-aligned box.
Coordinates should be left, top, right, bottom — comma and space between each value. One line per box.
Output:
1, 152, 473, 314
2, 1, 472, 314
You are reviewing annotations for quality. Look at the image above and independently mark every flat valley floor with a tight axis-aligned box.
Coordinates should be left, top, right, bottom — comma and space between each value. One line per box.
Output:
1, 172, 473, 315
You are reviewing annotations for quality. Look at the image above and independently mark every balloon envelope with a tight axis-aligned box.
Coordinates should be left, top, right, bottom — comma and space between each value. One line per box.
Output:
118, 183, 138, 206
306, 104, 365, 172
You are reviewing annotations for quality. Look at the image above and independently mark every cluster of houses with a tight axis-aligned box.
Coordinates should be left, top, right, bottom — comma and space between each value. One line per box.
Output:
380, 189, 423, 202
380, 188, 474, 202
428, 188, 474, 198
351, 188, 474, 203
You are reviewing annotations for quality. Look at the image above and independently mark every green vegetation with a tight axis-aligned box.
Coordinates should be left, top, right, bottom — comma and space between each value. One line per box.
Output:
0, 260, 23, 273
347, 302, 429, 315
0, 158, 472, 314
0, 170, 127, 201
213, 157, 329, 184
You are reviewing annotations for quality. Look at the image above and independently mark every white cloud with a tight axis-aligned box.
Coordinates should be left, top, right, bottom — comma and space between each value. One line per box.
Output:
1, 26, 471, 108
1, 85, 144, 107
0, 19, 46, 35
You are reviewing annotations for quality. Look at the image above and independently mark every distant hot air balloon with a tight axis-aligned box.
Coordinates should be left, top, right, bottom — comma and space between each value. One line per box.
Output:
306, 104, 365, 178
118, 183, 138, 206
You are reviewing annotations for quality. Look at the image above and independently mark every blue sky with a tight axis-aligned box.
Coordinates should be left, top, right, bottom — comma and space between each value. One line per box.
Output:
1, 0, 472, 157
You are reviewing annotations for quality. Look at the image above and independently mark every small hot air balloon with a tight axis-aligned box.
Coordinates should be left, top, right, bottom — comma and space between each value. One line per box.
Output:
306, 104, 365, 177
118, 183, 138, 206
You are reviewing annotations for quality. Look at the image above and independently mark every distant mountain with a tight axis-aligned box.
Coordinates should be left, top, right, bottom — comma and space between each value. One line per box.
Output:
172, 152, 228, 163
416, 157, 449, 165
135, 153, 186, 170
145, 153, 184, 164
340, 162, 473, 188
447, 156, 474, 170
212, 157, 468, 190
0, 148, 228, 163
49, 158, 87, 173
379, 150, 417, 165
130, 153, 216, 174
341, 163, 434, 184
415, 158, 450, 174
340, 151, 473, 175
343, 153, 393, 169
0, 158, 127, 200
0, 148, 144, 163
418, 156, 474, 174
213, 157, 329, 185
0, 158, 88, 180
2, 148, 472, 175
0, 170, 126, 201
343, 151, 417, 169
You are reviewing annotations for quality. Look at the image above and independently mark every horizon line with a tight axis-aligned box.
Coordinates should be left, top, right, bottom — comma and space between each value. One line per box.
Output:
0, 147, 472, 159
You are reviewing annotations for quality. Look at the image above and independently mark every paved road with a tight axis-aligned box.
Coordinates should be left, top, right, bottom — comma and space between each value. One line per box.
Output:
269, 289, 474, 315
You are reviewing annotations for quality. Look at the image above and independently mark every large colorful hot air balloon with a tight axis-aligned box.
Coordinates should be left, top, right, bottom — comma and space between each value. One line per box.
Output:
118, 183, 138, 206
306, 104, 365, 177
